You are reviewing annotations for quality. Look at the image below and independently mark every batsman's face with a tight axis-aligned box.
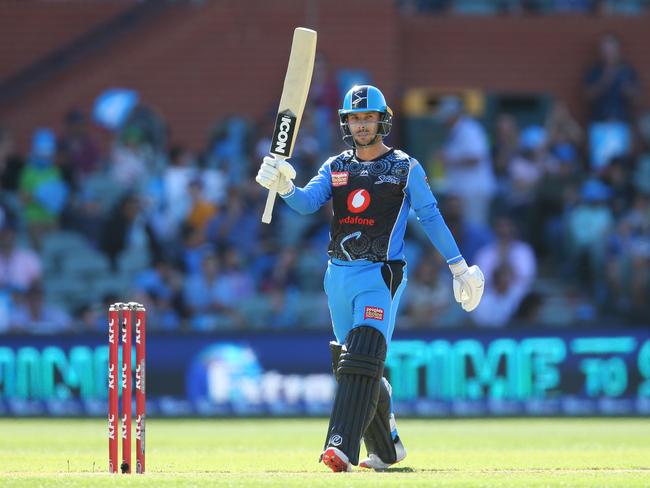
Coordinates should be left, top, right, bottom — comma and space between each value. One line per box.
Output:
347, 112, 380, 145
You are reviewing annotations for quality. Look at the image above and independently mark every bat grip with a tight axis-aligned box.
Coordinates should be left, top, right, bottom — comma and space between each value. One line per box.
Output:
261, 155, 285, 224
262, 188, 277, 224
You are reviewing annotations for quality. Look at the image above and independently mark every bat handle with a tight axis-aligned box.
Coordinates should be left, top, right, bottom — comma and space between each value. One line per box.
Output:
262, 187, 277, 224
261, 155, 284, 224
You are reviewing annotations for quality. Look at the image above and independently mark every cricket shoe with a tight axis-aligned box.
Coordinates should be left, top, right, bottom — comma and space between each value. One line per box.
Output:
321, 447, 352, 472
359, 436, 407, 471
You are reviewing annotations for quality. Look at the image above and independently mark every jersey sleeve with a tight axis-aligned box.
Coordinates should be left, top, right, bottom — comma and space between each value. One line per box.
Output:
405, 160, 463, 264
280, 160, 332, 215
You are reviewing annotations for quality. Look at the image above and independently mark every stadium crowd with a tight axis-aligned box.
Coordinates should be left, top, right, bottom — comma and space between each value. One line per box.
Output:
398, 0, 650, 15
0, 34, 648, 334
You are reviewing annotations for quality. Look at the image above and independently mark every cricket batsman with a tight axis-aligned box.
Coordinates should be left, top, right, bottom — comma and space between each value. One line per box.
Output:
256, 85, 485, 472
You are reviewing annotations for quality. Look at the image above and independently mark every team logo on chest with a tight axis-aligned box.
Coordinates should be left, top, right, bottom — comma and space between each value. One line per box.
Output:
347, 189, 371, 213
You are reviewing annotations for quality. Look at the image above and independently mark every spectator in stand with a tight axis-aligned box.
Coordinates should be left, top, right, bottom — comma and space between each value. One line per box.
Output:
601, 156, 636, 217
440, 194, 493, 264
264, 247, 300, 291
474, 213, 537, 301
99, 192, 161, 270
492, 113, 520, 196
74, 303, 106, 332
471, 262, 527, 328
595, 0, 649, 15
310, 54, 340, 156
397, 0, 450, 14
584, 33, 640, 123
205, 185, 260, 258
0, 205, 42, 292
60, 185, 105, 248
262, 287, 302, 329
9, 283, 71, 333
109, 126, 150, 189
183, 250, 221, 330
0, 127, 25, 199
133, 259, 184, 330
544, 101, 583, 163
565, 179, 614, 302
606, 190, 650, 320
402, 251, 463, 328
436, 96, 496, 226
205, 115, 250, 186
185, 178, 218, 234
506, 125, 554, 245
57, 109, 100, 188
178, 220, 212, 276
623, 192, 649, 318
636, 113, 650, 196
535, 175, 581, 265
552, 0, 595, 13
19, 128, 68, 248
163, 145, 198, 234
183, 249, 249, 330
213, 246, 256, 310
583, 34, 639, 174
246, 252, 302, 328
244, 248, 300, 329
508, 127, 545, 207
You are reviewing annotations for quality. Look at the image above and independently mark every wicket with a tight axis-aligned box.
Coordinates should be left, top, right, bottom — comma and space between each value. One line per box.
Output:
108, 302, 146, 474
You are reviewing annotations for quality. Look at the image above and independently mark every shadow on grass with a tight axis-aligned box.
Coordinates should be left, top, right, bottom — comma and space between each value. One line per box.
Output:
374, 467, 416, 473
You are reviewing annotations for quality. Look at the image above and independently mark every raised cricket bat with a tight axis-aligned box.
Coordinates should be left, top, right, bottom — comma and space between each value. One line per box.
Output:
261, 27, 317, 224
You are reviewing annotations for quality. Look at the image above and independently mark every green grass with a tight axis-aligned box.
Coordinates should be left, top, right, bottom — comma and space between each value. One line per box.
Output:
0, 418, 649, 487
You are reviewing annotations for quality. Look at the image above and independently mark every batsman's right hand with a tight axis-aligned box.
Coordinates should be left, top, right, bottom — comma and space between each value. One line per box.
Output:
449, 259, 485, 312
256, 156, 296, 196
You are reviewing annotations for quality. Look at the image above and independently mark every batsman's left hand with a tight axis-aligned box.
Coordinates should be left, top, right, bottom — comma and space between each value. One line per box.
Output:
449, 259, 484, 312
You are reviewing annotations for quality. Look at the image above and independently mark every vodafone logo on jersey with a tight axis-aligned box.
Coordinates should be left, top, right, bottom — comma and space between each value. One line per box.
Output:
347, 189, 371, 214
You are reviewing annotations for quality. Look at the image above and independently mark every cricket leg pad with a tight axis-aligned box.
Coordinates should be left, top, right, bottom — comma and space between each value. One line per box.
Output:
359, 437, 406, 471
323, 326, 386, 466
361, 377, 403, 466
329, 341, 343, 378
321, 341, 344, 457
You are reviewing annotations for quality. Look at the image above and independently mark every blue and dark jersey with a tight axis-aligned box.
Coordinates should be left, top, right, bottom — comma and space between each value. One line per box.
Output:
281, 148, 462, 264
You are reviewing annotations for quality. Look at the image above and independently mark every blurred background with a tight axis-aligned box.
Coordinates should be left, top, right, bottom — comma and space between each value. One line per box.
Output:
0, 0, 648, 418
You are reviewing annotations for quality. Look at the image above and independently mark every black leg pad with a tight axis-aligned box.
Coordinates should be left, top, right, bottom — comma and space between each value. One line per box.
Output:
323, 326, 386, 465
329, 341, 343, 378
321, 341, 344, 456
362, 377, 397, 464
328, 340, 395, 463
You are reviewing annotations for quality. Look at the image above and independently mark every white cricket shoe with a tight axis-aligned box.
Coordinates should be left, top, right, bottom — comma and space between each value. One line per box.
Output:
321, 447, 352, 472
359, 437, 407, 471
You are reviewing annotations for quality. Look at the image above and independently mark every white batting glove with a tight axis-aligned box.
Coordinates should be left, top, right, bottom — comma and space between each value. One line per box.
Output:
449, 259, 485, 312
255, 156, 296, 196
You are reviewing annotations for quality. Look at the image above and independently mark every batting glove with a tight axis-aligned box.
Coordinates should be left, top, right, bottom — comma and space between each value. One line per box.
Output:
449, 259, 485, 312
255, 156, 296, 196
